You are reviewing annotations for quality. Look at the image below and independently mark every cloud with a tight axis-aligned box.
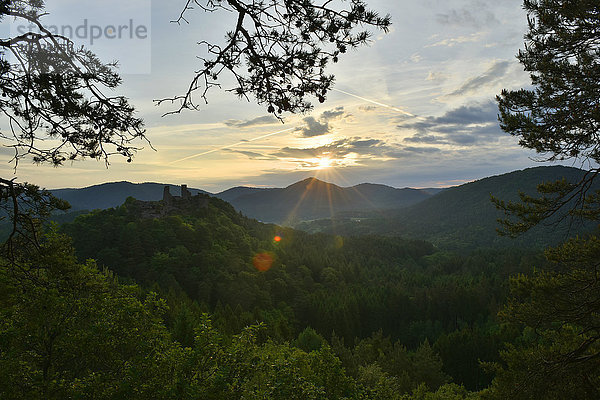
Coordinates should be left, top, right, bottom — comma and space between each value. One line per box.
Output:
436, 7, 499, 28
295, 107, 351, 137
297, 116, 331, 137
435, 103, 499, 125
273, 137, 441, 165
426, 71, 448, 82
400, 101, 503, 146
221, 149, 278, 160
358, 105, 377, 112
275, 137, 385, 159
385, 146, 442, 159
224, 115, 279, 128
350, 139, 382, 148
426, 32, 483, 48
403, 134, 447, 145
446, 61, 510, 97
320, 106, 345, 121
410, 53, 422, 63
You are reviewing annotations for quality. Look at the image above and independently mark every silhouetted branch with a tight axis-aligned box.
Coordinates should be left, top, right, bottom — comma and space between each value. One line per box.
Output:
156, 0, 390, 117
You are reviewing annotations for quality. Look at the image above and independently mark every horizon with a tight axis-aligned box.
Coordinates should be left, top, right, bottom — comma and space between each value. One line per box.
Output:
47, 175, 458, 192
0, 1, 582, 192
46, 164, 581, 193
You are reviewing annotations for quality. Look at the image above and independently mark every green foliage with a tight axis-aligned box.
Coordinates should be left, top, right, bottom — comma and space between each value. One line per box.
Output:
497, 0, 600, 164
405, 383, 479, 400
59, 197, 547, 392
0, 230, 175, 398
495, 1, 600, 235
296, 327, 326, 352
485, 2, 600, 397
0, 228, 435, 399
486, 235, 600, 398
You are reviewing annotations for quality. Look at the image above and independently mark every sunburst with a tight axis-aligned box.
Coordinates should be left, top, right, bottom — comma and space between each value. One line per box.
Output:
317, 157, 332, 169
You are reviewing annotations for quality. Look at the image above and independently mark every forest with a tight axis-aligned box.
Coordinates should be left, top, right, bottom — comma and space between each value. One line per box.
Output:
2, 0, 600, 399
0, 190, 546, 398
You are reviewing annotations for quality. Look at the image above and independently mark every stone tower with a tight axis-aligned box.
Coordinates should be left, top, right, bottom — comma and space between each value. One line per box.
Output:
181, 184, 192, 199
163, 186, 173, 205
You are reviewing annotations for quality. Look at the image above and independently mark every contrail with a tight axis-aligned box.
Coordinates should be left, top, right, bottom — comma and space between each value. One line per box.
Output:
169, 126, 297, 165
332, 88, 417, 117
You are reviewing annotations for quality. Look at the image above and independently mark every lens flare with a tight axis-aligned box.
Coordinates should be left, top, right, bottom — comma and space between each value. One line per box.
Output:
253, 252, 274, 272
274, 235, 282, 242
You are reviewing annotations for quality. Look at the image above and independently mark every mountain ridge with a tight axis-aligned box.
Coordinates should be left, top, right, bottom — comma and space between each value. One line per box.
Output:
297, 165, 597, 249
49, 177, 439, 223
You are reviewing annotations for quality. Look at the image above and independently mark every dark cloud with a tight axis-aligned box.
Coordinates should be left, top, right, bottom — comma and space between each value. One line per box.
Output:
400, 101, 503, 146
447, 61, 510, 97
404, 134, 447, 145
359, 105, 377, 112
295, 107, 350, 137
385, 146, 441, 158
436, 7, 499, 28
297, 116, 331, 137
275, 146, 323, 159
275, 137, 385, 159
435, 103, 498, 125
351, 139, 382, 148
224, 115, 279, 128
220, 148, 279, 161
403, 146, 441, 153
320, 106, 345, 121
273, 137, 440, 163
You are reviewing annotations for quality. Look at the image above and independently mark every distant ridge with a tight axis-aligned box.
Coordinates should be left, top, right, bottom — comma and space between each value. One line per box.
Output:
215, 186, 268, 204
48, 179, 437, 222
49, 178, 437, 224
298, 166, 598, 249
51, 182, 209, 211
213, 177, 433, 223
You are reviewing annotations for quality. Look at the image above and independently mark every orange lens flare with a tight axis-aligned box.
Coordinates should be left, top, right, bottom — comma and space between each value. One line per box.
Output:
274, 235, 282, 242
253, 252, 274, 272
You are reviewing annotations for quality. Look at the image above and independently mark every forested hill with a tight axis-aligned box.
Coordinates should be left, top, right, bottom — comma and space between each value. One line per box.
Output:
298, 166, 598, 249
50, 178, 433, 224
215, 177, 432, 223
60, 194, 543, 391
51, 182, 209, 211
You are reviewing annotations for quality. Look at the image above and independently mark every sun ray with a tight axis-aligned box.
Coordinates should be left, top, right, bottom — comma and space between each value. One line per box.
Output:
282, 177, 319, 226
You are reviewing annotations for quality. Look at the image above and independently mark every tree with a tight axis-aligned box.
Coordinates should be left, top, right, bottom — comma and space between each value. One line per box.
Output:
0, 177, 69, 269
1, 0, 390, 166
0, 230, 180, 399
495, 0, 600, 234
0, 1, 146, 165
158, 0, 390, 117
485, 237, 600, 399
490, 2, 600, 397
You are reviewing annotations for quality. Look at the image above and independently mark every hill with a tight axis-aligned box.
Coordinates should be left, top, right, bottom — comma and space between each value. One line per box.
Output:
49, 179, 433, 224
60, 193, 542, 390
51, 182, 209, 211
214, 177, 432, 224
297, 166, 598, 249
214, 186, 268, 203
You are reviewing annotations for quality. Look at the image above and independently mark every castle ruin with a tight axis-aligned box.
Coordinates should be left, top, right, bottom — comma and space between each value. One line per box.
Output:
132, 184, 209, 219
163, 184, 196, 203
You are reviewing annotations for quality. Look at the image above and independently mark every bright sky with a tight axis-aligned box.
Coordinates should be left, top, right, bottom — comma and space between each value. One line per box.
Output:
0, 0, 564, 192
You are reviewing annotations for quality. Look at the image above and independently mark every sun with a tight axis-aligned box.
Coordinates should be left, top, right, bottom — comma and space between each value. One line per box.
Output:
317, 157, 332, 169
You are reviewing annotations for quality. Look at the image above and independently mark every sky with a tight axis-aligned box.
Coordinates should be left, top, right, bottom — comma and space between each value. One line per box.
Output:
0, 0, 569, 192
